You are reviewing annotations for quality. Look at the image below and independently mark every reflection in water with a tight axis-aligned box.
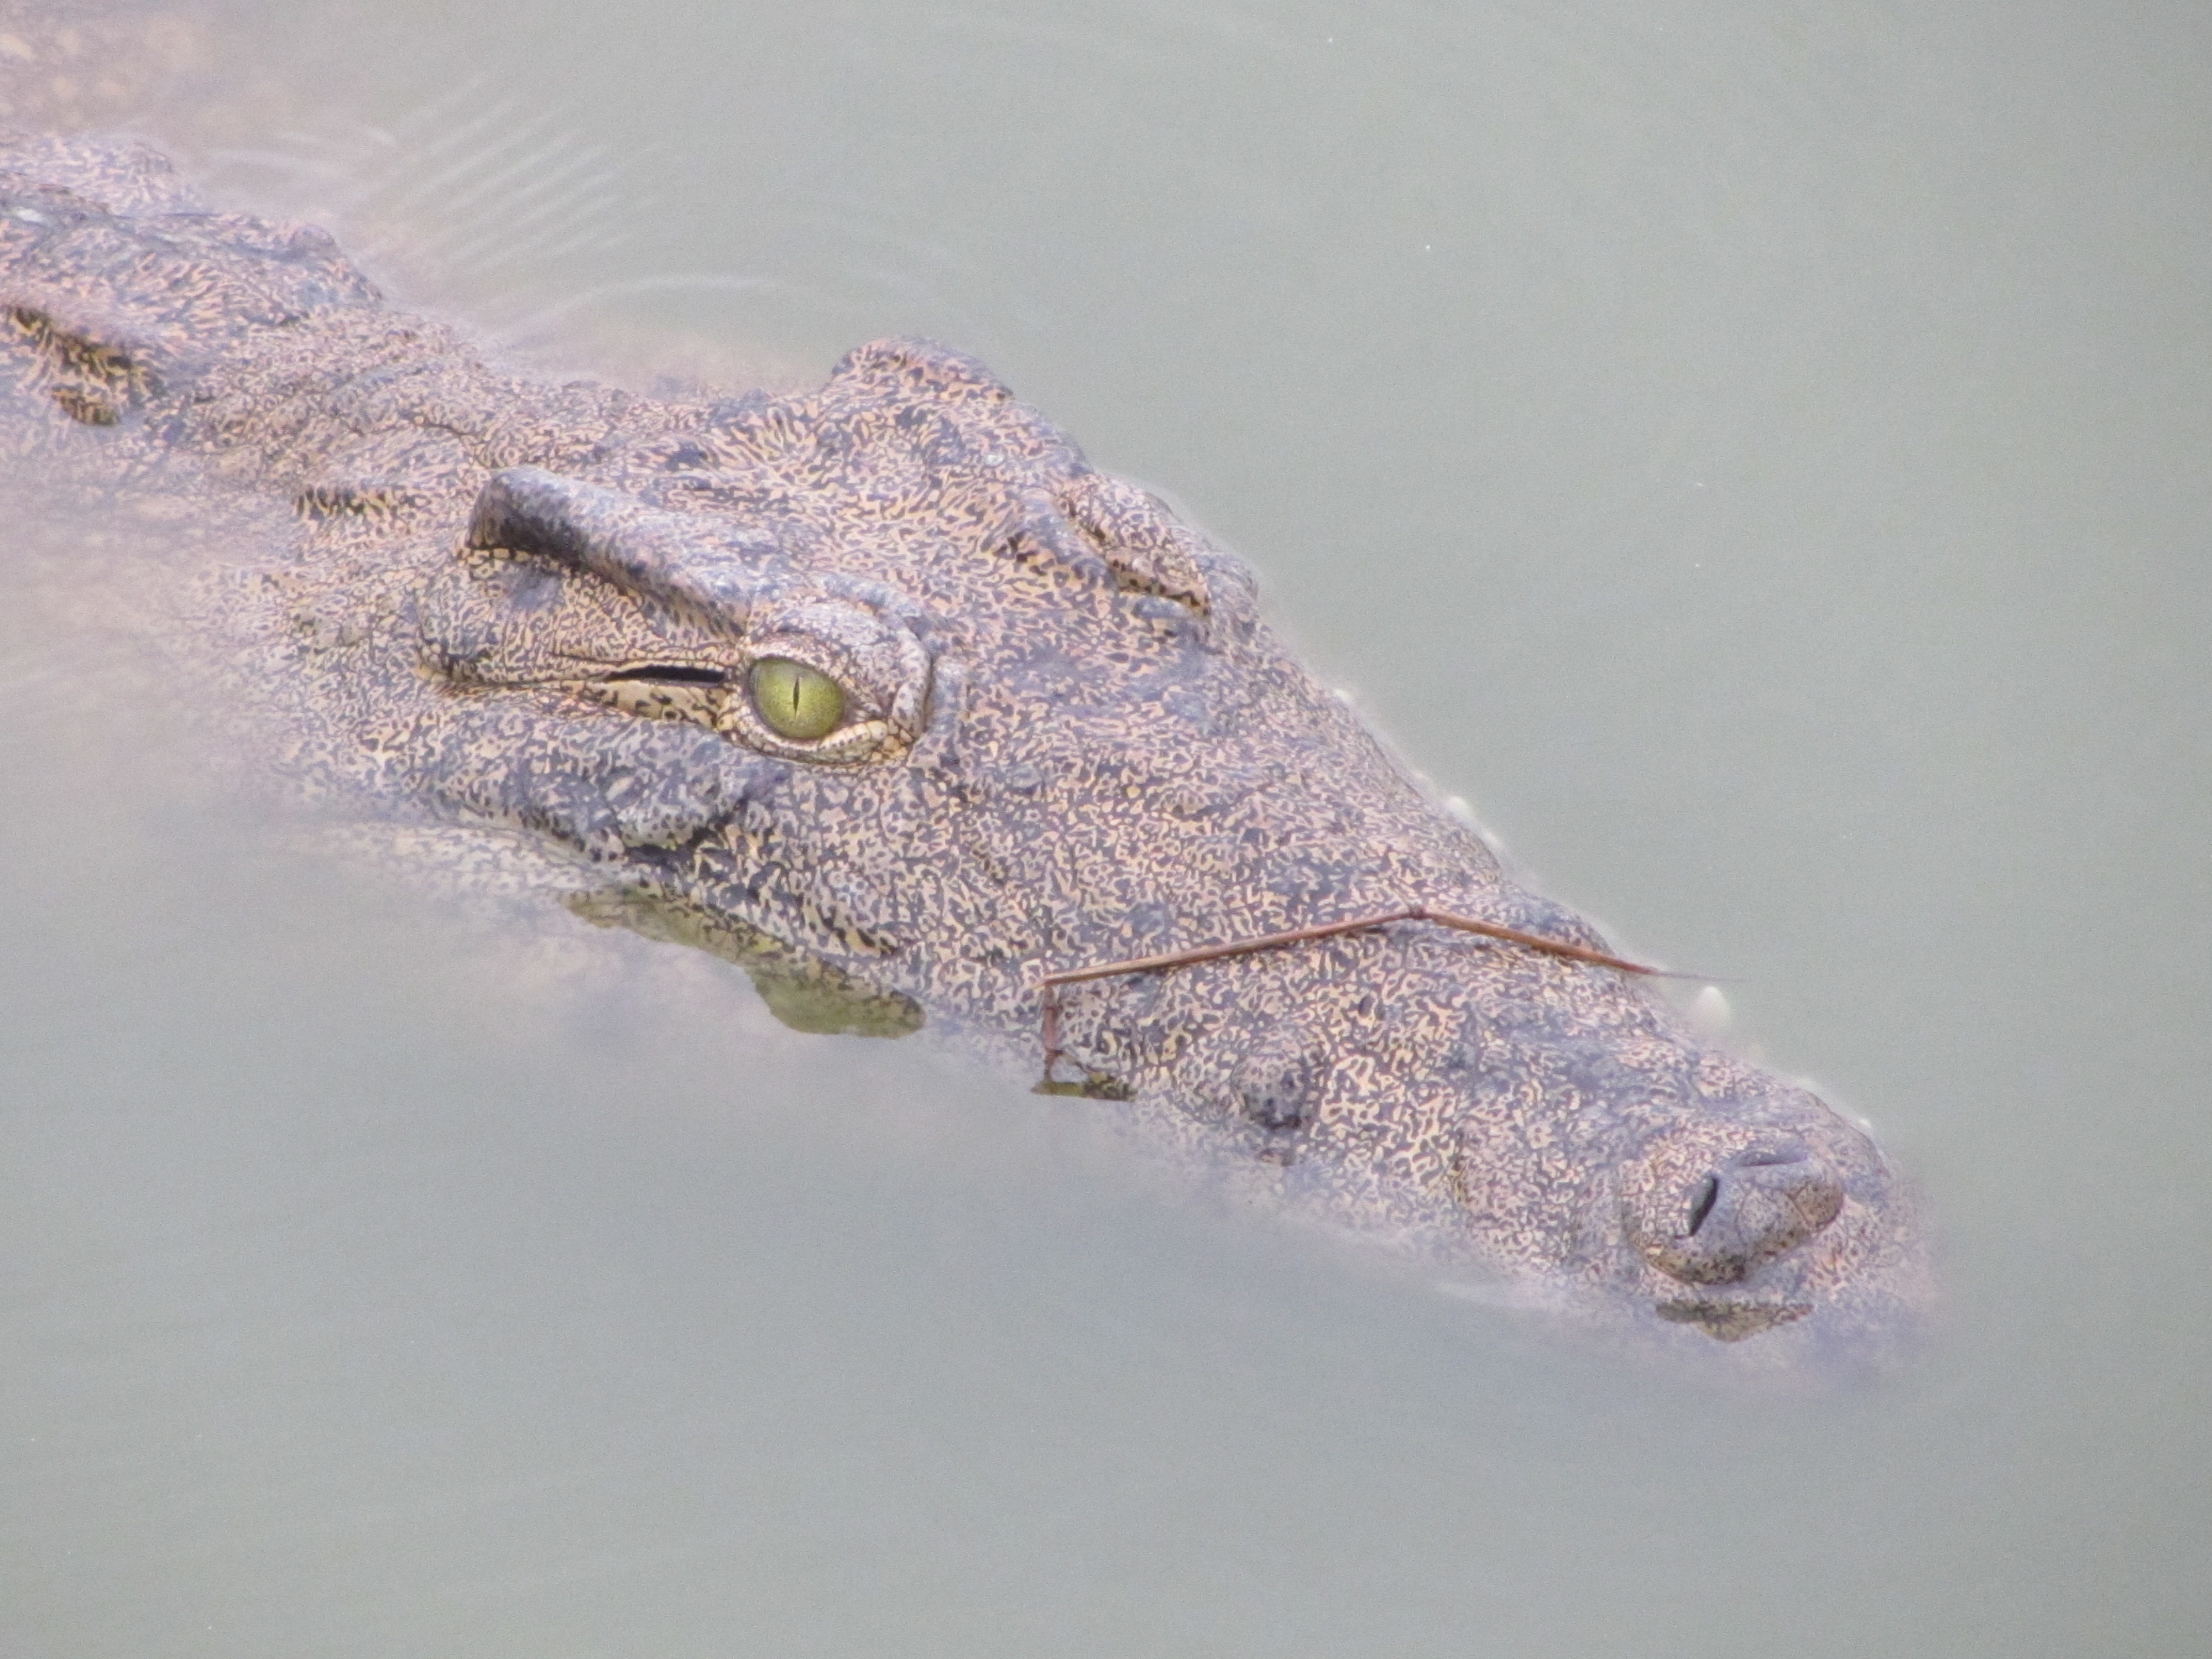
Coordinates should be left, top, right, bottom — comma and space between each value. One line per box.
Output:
3, 2, 2209, 1655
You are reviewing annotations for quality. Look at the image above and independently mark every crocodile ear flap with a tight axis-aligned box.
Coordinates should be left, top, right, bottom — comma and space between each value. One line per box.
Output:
465, 466, 780, 627
467, 466, 649, 568
1057, 471, 1214, 615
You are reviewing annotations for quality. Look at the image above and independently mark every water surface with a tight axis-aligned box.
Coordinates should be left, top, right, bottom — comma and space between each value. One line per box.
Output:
3, 1, 2208, 1652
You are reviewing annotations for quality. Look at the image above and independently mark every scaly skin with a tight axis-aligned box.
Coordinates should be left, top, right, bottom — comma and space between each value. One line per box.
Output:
1, 134, 1928, 1365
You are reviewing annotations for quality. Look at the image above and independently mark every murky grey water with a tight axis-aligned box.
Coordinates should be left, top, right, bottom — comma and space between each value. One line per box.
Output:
4, 1, 2208, 1652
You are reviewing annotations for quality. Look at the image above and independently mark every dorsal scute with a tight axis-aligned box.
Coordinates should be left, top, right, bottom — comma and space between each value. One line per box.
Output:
577, 337, 1249, 630
1057, 470, 1214, 615
826, 335, 1016, 406
0, 133, 205, 218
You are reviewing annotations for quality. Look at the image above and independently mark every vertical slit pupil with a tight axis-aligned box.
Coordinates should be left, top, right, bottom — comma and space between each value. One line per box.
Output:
748, 658, 846, 742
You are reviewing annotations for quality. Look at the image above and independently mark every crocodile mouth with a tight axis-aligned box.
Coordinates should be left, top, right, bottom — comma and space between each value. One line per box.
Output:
1653, 1295, 1815, 1343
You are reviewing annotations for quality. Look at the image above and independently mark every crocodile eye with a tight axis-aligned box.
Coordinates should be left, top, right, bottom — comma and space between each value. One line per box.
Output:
749, 657, 847, 741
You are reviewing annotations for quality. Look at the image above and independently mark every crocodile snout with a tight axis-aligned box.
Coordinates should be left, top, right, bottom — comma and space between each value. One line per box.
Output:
1621, 1129, 1846, 1285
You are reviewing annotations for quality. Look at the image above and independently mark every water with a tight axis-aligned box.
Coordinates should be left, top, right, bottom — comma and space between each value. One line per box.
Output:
4, 1, 2209, 1652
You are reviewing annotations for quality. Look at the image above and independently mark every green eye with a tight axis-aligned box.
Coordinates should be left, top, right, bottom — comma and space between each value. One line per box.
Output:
748, 656, 847, 742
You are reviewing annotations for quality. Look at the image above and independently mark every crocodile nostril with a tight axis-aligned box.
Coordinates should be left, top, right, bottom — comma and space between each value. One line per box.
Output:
1686, 1173, 1720, 1237
1623, 1138, 1847, 1285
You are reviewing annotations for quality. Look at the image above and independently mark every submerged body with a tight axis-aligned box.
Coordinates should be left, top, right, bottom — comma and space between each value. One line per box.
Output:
1, 134, 1927, 1364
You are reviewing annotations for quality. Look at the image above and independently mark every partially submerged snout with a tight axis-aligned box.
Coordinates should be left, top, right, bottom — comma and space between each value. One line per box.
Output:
1611, 1116, 1887, 1345
1621, 1128, 1846, 1286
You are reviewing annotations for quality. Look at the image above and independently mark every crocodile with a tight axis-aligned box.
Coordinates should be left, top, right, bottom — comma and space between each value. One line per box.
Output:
0, 133, 1928, 1364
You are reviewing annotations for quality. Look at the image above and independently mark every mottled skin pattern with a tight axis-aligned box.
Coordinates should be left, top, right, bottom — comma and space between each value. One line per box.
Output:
1, 134, 1927, 1366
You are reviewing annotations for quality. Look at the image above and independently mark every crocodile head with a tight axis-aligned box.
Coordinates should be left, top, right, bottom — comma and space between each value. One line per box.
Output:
378, 336, 1924, 1361
0, 128, 1920, 1354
